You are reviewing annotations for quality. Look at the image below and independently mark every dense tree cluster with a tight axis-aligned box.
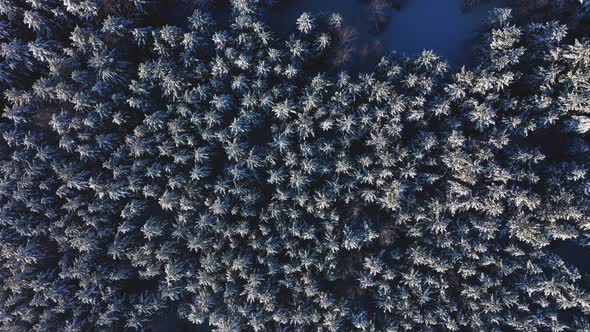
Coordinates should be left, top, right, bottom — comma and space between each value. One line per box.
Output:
0, 0, 589, 331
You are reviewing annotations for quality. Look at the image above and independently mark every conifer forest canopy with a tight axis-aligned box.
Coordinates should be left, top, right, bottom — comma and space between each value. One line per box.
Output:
2, 0, 590, 331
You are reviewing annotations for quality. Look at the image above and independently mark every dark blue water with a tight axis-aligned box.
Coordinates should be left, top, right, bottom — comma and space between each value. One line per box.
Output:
266, 0, 507, 67
383, 0, 506, 65
552, 240, 590, 290
553, 241, 590, 275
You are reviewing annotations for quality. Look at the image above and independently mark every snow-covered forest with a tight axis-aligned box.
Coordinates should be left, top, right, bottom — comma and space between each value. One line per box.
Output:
0, 0, 590, 331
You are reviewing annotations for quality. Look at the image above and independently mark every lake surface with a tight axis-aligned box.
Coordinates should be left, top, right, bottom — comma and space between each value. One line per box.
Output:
553, 241, 590, 274
266, 0, 508, 68
383, 0, 507, 66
